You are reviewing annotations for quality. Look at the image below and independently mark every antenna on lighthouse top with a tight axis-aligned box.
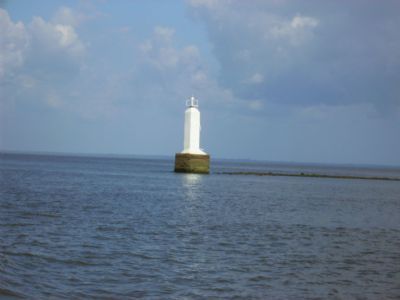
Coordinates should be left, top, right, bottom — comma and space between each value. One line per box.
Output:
186, 96, 199, 108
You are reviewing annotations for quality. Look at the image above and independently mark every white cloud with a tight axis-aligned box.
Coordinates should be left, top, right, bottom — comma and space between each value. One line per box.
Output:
45, 91, 64, 108
246, 73, 264, 84
188, 0, 400, 113
189, 0, 224, 9
1, 7, 85, 109
269, 14, 319, 46
154, 26, 175, 43
291, 15, 318, 29
52, 6, 84, 27
56, 25, 79, 47
140, 27, 180, 69
297, 103, 376, 121
0, 7, 85, 83
136, 26, 238, 109
19, 75, 36, 89
29, 16, 85, 58
140, 27, 204, 72
0, 8, 29, 79
248, 100, 263, 110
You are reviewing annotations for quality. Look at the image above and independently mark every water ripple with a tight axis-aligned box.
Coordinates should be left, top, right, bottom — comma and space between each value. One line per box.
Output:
1, 154, 400, 299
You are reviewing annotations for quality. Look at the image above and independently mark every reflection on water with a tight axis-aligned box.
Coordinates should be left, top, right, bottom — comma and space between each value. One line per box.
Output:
181, 173, 203, 203
182, 173, 203, 187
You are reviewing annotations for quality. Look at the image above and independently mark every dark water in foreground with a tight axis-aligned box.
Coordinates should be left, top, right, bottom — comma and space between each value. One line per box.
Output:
1, 153, 400, 299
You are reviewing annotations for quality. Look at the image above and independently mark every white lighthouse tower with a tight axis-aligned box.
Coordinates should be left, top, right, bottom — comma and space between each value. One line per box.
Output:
182, 96, 206, 155
174, 96, 210, 173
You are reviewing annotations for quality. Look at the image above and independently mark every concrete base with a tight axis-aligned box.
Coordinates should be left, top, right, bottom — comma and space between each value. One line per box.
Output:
174, 153, 210, 174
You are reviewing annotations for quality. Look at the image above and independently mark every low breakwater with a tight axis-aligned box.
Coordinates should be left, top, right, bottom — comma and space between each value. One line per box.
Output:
218, 171, 400, 181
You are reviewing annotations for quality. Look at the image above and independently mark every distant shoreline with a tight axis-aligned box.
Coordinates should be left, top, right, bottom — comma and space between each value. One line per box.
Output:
218, 171, 400, 181
1, 151, 400, 169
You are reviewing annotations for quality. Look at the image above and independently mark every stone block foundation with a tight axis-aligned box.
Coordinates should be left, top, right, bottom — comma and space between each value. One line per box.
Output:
174, 153, 210, 174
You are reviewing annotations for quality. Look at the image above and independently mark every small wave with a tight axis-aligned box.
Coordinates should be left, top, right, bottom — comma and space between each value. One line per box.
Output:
20, 211, 59, 218
95, 225, 131, 232
248, 275, 271, 282
0, 287, 26, 298
0, 223, 35, 228
2, 250, 98, 267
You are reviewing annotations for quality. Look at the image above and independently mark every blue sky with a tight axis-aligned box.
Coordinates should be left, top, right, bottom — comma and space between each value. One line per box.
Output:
1, 0, 400, 165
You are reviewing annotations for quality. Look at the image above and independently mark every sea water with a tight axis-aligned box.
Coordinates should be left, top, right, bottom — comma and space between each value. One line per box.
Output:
1, 153, 399, 299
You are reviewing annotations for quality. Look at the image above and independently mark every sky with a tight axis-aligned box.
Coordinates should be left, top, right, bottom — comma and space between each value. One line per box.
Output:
1, 0, 400, 166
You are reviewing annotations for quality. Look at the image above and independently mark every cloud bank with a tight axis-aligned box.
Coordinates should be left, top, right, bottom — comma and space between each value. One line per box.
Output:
188, 0, 400, 113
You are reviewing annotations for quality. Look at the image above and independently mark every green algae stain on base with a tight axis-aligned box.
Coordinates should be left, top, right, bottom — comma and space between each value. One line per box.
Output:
174, 153, 210, 174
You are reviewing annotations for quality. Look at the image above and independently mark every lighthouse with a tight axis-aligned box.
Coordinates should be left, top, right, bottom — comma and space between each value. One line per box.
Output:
174, 96, 210, 174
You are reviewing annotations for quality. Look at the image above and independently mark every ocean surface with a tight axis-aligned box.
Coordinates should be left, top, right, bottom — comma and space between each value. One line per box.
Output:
1, 153, 399, 299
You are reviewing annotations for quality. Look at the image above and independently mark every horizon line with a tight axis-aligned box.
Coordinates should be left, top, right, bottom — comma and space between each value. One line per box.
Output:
1, 149, 399, 169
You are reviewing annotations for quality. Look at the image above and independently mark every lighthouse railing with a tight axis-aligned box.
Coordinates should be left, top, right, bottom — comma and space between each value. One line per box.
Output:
186, 97, 199, 107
